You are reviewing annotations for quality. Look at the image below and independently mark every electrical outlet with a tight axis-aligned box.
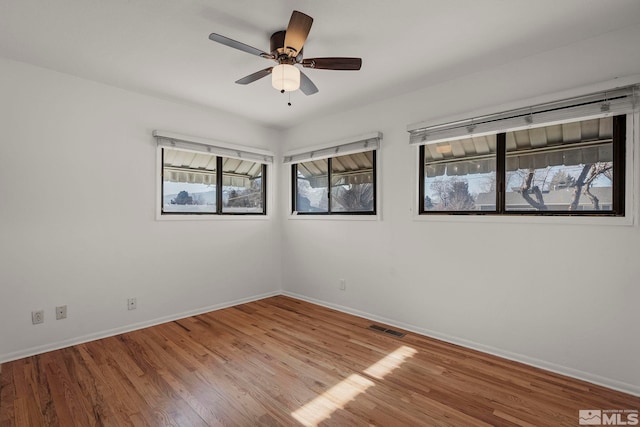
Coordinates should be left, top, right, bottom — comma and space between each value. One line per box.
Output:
56, 305, 67, 320
339, 279, 346, 291
127, 298, 137, 310
31, 310, 44, 325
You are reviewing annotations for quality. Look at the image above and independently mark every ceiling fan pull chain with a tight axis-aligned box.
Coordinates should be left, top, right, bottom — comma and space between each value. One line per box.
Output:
288, 91, 292, 107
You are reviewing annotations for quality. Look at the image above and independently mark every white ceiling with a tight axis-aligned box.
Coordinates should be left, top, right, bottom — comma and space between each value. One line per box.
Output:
2, 0, 640, 129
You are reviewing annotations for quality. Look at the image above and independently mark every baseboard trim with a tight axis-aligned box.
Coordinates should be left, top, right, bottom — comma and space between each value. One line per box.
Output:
3, 289, 638, 397
0, 291, 280, 364
282, 291, 640, 397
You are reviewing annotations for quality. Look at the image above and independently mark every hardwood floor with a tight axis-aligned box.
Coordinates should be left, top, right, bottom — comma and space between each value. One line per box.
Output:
1, 296, 638, 426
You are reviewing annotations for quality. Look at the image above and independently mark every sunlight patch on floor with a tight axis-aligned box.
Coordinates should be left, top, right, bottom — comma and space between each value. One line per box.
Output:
364, 345, 417, 379
291, 345, 417, 426
292, 374, 374, 426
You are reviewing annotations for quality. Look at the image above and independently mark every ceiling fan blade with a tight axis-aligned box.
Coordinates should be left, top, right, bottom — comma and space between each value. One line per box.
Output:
235, 67, 273, 85
284, 11, 313, 56
299, 71, 319, 95
301, 57, 362, 70
209, 33, 274, 59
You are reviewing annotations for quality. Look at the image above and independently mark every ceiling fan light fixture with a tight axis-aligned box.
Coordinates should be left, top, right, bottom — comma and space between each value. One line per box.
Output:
272, 64, 300, 92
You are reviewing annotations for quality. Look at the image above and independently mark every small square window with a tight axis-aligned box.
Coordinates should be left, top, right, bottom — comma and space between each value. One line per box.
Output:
293, 150, 376, 215
163, 149, 217, 214
422, 136, 497, 212
331, 151, 376, 213
222, 157, 265, 214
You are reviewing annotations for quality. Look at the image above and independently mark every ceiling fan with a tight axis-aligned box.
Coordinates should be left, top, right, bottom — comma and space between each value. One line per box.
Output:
208, 10, 362, 96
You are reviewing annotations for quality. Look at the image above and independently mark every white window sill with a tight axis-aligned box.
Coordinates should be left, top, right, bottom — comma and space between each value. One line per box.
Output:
288, 213, 380, 221
410, 210, 634, 227
156, 213, 271, 221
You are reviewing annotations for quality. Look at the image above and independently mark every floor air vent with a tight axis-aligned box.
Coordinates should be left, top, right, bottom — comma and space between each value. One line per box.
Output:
368, 324, 405, 337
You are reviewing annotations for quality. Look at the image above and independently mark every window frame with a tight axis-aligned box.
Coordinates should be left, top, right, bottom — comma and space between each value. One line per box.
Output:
418, 114, 627, 217
154, 131, 273, 220
160, 148, 267, 216
291, 150, 378, 216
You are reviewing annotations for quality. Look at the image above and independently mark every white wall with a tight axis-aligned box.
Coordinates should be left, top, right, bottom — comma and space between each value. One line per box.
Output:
0, 58, 282, 361
280, 24, 640, 395
1, 20, 639, 397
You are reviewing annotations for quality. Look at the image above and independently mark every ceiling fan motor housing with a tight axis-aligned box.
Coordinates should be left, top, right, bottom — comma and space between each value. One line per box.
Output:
270, 31, 298, 63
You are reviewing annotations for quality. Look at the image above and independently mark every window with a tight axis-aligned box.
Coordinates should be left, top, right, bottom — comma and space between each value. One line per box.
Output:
221, 157, 265, 214
285, 133, 381, 215
411, 85, 636, 216
293, 151, 376, 214
421, 135, 497, 212
156, 131, 271, 216
162, 149, 219, 214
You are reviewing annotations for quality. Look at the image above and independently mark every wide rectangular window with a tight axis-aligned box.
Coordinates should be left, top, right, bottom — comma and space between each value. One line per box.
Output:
156, 131, 271, 216
285, 132, 381, 215
419, 116, 624, 215
411, 86, 636, 216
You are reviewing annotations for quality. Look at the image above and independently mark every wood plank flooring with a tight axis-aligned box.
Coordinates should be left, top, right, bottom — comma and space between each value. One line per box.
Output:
1, 296, 638, 426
